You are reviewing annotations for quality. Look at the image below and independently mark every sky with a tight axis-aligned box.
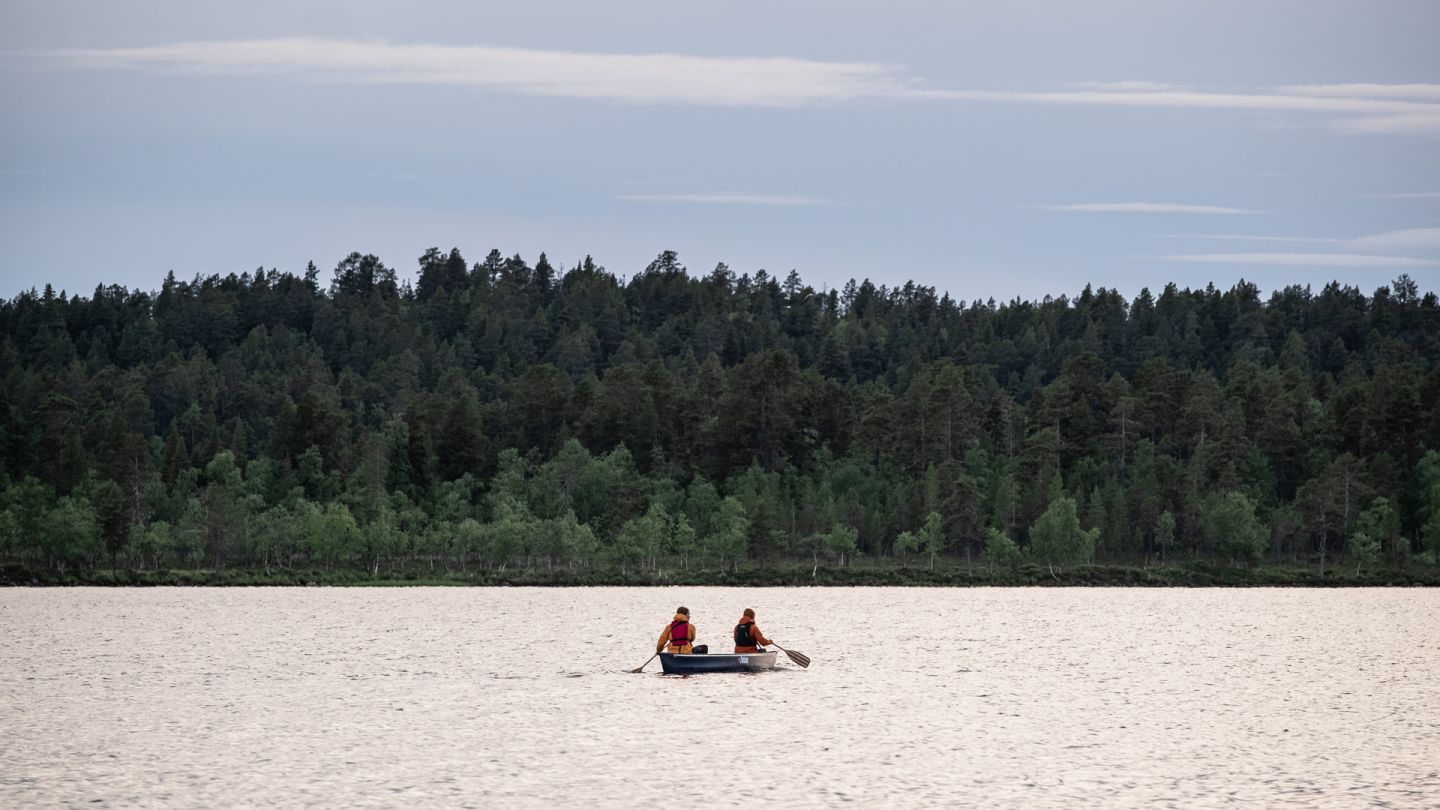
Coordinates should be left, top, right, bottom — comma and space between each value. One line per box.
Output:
1, 0, 1437, 302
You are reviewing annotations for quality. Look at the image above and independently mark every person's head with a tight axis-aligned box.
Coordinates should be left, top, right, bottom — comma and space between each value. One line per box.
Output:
743, 608, 755, 619
676, 606, 690, 617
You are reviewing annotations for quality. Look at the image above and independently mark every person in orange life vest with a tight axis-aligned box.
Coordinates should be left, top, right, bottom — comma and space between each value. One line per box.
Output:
733, 608, 773, 653
657, 606, 696, 653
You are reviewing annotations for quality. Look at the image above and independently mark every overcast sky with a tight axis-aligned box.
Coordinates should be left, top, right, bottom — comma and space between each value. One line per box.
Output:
1, 0, 1437, 301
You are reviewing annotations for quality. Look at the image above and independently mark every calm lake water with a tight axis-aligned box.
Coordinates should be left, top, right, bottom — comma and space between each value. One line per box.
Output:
1, 587, 1437, 808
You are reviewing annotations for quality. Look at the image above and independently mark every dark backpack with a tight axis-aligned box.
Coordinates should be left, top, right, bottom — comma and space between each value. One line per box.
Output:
734, 622, 754, 647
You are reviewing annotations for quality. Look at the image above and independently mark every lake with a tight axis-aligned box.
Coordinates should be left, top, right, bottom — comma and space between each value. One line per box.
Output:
2, 587, 1437, 807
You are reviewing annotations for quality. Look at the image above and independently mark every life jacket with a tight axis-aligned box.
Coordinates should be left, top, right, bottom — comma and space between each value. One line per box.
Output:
669, 619, 690, 647
734, 621, 755, 648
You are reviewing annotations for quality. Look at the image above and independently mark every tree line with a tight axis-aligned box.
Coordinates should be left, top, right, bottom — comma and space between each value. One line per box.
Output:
1, 247, 1437, 580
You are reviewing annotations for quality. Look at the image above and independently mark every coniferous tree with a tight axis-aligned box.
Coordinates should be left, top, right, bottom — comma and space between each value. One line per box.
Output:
0, 256, 1434, 580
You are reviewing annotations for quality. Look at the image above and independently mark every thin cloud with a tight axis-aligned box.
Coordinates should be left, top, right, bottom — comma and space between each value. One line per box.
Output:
1249, 171, 1358, 179
1365, 191, 1440, 199
1156, 228, 1440, 252
1154, 234, 1346, 244
909, 85, 1440, 135
1071, 81, 1190, 92
27, 40, 1440, 132
35, 38, 909, 107
616, 192, 834, 206
1156, 252, 1439, 267
1042, 202, 1265, 215
1280, 83, 1440, 100
1332, 112, 1440, 135
910, 87, 1437, 115
1352, 227, 1440, 251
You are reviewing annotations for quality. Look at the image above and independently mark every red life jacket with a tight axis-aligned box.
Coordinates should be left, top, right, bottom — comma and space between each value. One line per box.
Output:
669, 620, 690, 647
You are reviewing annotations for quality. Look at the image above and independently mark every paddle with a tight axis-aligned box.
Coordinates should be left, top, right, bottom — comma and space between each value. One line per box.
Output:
773, 643, 811, 669
631, 652, 659, 673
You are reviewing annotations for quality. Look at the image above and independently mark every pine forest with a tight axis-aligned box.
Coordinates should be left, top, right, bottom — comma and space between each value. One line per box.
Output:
2, 248, 1438, 584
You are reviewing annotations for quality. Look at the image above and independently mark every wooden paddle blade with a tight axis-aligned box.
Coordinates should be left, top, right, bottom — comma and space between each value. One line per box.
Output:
777, 646, 810, 668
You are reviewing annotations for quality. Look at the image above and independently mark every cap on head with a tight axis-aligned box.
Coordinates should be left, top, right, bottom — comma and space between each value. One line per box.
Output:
743, 608, 755, 618
677, 606, 690, 616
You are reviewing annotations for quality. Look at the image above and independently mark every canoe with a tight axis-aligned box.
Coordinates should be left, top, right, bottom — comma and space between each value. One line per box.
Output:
659, 651, 778, 674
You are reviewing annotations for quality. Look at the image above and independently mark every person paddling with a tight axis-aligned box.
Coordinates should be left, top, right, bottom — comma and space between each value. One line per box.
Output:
657, 606, 696, 654
733, 608, 773, 654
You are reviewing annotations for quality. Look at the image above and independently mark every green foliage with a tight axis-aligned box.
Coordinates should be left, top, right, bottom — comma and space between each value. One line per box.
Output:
0, 257, 1435, 579
0, 507, 18, 562
132, 522, 174, 570
1029, 497, 1097, 572
672, 513, 698, 566
1350, 527, 1381, 573
823, 524, 858, 565
553, 511, 600, 563
918, 511, 943, 569
299, 501, 360, 568
246, 505, 293, 572
614, 503, 667, 573
1353, 497, 1400, 572
702, 496, 749, 569
1420, 453, 1440, 557
1206, 492, 1268, 566
92, 479, 130, 567
982, 528, 1021, 573
895, 530, 919, 561
1154, 511, 1176, 561
42, 496, 102, 570
895, 512, 944, 568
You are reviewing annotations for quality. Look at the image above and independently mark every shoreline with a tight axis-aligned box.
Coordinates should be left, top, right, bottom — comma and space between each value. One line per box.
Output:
4, 563, 1437, 587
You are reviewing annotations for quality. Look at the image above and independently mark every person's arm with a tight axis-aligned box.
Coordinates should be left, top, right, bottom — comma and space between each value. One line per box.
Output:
754, 625, 773, 646
657, 626, 670, 652
688, 624, 697, 643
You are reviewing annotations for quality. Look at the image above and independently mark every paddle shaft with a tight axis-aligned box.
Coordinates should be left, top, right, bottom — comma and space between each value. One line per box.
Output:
632, 652, 659, 673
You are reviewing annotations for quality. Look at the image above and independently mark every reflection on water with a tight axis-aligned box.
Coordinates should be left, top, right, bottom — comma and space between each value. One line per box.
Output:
2, 587, 1437, 807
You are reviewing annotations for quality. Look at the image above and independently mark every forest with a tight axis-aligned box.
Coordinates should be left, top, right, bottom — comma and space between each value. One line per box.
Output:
1, 247, 1438, 584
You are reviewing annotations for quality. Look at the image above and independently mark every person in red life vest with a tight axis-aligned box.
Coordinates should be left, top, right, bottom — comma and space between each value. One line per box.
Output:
733, 608, 773, 653
656, 606, 696, 654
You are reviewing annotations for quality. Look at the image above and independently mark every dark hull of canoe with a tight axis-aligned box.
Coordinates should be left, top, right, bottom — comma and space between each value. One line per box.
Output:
659, 651, 778, 674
